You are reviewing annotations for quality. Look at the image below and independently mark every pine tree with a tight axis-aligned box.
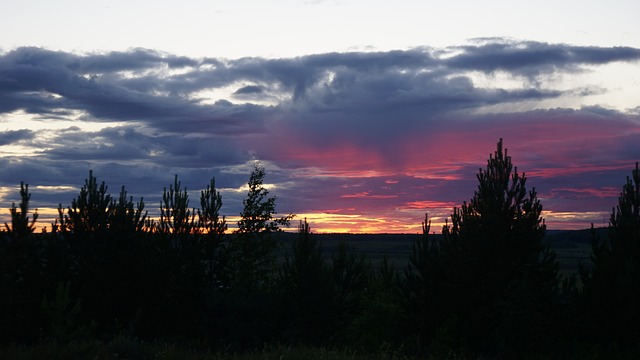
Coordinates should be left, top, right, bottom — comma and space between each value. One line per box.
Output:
159, 174, 196, 240
402, 214, 448, 354
442, 139, 560, 356
58, 170, 111, 236
53, 171, 152, 335
331, 239, 370, 341
580, 162, 640, 346
198, 177, 227, 284
108, 185, 147, 235
1, 182, 45, 343
226, 162, 293, 290
347, 252, 403, 352
236, 162, 292, 235
159, 174, 210, 323
198, 178, 227, 239
4, 181, 39, 240
278, 219, 332, 344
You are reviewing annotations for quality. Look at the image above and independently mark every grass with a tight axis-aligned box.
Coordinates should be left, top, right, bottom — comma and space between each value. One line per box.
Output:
0, 339, 415, 360
5, 339, 630, 360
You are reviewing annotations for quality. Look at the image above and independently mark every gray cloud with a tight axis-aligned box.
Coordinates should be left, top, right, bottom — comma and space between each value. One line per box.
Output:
234, 85, 265, 95
2, 40, 638, 137
0, 40, 639, 230
0, 129, 34, 145
446, 41, 640, 77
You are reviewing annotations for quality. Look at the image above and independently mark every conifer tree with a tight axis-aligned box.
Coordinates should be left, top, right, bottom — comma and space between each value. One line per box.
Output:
159, 175, 196, 241
278, 219, 332, 343
198, 178, 227, 239
154, 176, 210, 338
4, 181, 39, 240
1, 182, 44, 343
58, 170, 111, 236
403, 214, 447, 353
442, 139, 560, 355
198, 178, 227, 283
331, 240, 370, 339
108, 185, 147, 235
57, 171, 146, 238
236, 162, 292, 235
580, 162, 640, 346
227, 162, 293, 290
53, 171, 152, 335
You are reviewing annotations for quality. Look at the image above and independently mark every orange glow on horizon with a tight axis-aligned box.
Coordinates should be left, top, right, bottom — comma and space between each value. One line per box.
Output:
0, 208, 608, 235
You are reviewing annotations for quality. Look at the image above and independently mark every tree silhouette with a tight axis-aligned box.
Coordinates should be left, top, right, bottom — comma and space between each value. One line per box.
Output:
159, 174, 196, 239
348, 253, 403, 352
236, 162, 293, 235
198, 178, 227, 239
4, 181, 39, 240
580, 162, 640, 347
331, 239, 370, 342
402, 213, 449, 354
278, 219, 333, 344
153, 175, 212, 337
108, 185, 147, 235
197, 177, 227, 284
442, 138, 560, 356
0, 182, 45, 343
57, 170, 111, 236
51, 171, 157, 336
226, 162, 293, 290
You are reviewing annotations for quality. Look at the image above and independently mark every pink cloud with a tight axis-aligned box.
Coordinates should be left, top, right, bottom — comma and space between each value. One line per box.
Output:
248, 107, 638, 233
341, 191, 399, 199
549, 187, 621, 199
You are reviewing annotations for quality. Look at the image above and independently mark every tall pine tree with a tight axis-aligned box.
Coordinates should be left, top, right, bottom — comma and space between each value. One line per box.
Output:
226, 162, 293, 290
442, 139, 560, 356
278, 219, 333, 344
580, 162, 640, 347
4, 182, 39, 240
402, 214, 448, 354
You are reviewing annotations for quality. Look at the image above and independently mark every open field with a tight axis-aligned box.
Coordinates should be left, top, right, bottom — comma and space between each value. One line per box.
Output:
276, 228, 602, 278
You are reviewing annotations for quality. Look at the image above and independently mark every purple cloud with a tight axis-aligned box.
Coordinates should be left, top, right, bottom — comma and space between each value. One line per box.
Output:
0, 40, 638, 232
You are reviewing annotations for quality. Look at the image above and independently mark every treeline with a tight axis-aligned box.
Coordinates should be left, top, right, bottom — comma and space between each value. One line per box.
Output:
1, 140, 639, 358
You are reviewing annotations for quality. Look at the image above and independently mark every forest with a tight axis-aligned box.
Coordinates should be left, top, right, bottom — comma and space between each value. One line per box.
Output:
1, 139, 639, 359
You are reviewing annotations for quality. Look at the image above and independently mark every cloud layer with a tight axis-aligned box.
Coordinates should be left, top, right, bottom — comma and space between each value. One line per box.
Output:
1, 39, 639, 232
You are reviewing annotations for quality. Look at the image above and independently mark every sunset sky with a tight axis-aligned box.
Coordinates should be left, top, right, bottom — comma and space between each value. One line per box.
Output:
1, 0, 639, 233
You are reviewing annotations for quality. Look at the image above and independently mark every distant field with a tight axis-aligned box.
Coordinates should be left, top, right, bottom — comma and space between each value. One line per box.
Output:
276, 228, 603, 278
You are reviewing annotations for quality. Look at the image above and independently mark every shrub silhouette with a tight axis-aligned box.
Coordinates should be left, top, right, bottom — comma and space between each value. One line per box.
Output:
348, 253, 403, 353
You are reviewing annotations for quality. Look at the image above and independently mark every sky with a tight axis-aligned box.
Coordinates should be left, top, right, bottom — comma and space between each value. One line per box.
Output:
0, 0, 639, 233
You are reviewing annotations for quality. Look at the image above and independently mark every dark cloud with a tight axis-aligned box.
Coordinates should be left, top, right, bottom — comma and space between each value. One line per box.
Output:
78, 48, 199, 73
2, 41, 636, 135
0, 40, 639, 231
446, 41, 640, 76
234, 85, 265, 95
0, 129, 34, 145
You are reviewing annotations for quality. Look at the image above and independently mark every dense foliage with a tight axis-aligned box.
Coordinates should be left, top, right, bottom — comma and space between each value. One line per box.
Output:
580, 162, 640, 349
1, 150, 639, 358
439, 139, 561, 356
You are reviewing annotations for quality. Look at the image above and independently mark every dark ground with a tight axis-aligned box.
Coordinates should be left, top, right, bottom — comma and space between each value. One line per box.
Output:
276, 227, 603, 277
